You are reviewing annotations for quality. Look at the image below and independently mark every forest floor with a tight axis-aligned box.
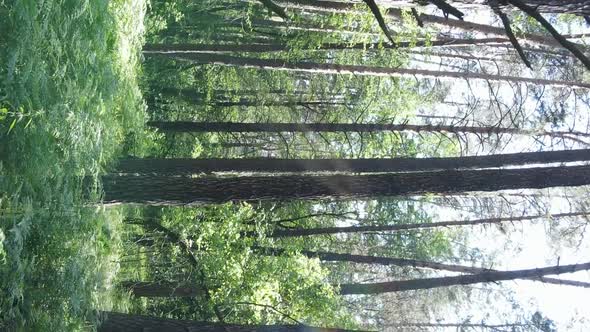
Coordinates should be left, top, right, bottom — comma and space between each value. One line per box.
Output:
0, 0, 147, 329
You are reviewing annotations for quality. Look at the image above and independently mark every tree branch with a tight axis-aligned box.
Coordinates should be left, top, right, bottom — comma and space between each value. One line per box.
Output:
494, 8, 532, 68
258, 0, 289, 20
363, 0, 396, 44
410, 8, 424, 27
428, 0, 464, 20
507, 0, 590, 70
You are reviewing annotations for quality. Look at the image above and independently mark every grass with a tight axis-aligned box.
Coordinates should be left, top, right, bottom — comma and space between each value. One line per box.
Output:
0, 0, 147, 329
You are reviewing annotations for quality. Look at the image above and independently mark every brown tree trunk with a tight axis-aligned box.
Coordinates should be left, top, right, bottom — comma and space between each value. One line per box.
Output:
385, 322, 530, 329
146, 121, 590, 145
143, 37, 511, 53
156, 52, 590, 88
280, 0, 587, 49
158, 88, 346, 107
265, 212, 589, 237
98, 312, 358, 332
120, 281, 205, 297
440, 0, 590, 15
338, 261, 590, 294
116, 149, 590, 174
102, 164, 590, 204
254, 246, 590, 288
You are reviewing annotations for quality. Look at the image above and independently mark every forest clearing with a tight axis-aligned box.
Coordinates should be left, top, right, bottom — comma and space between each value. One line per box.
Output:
1, 0, 590, 331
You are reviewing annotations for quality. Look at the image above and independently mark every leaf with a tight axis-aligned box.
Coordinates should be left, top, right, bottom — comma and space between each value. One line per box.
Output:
7, 119, 17, 134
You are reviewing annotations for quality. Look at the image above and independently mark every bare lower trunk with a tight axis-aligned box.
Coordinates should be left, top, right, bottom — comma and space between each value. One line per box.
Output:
146, 122, 590, 145
143, 37, 511, 53
116, 149, 590, 174
102, 165, 590, 204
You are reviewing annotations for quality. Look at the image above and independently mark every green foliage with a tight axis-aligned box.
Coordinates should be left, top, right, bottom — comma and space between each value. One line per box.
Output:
119, 204, 357, 328
0, 0, 146, 329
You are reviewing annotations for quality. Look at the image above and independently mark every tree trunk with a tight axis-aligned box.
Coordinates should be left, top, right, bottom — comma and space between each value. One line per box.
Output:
338, 261, 590, 294
97, 311, 358, 332
120, 281, 205, 297
442, 0, 590, 15
213, 100, 346, 108
102, 164, 590, 204
154, 52, 590, 89
385, 322, 529, 329
280, 0, 586, 49
265, 212, 589, 237
146, 121, 590, 145
116, 149, 590, 174
143, 37, 511, 53
158, 88, 346, 107
254, 246, 590, 288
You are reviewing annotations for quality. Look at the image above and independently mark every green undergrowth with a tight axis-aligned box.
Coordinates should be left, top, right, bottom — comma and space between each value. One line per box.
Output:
0, 0, 147, 329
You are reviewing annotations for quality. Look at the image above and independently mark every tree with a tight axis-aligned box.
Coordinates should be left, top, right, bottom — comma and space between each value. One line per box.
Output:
120, 281, 205, 298
143, 37, 512, 53
436, 0, 590, 15
97, 312, 360, 332
279, 0, 588, 47
103, 164, 590, 204
255, 246, 590, 288
261, 212, 590, 238
156, 53, 590, 88
116, 149, 590, 174
146, 122, 590, 146
338, 261, 590, 294
384, 321, 534, 330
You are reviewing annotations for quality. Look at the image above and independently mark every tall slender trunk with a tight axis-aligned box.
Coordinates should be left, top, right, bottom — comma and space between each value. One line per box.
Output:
245, 18, 382, 37
279, 0, 585, 49
254, 246, 590, 288
98, 312, 359, 332
338, 261, 590, 294
160, 87, 311, 100
438, 0, 590, 15
154, 52, 590, 89
143, 37, 511, 53
385, 322, 530, 329
102, 164, 590, 204
116, 149, 590, 174
120, 281, 205, 297
158, 88, 346, 107
212, 100, 347, 108
146, 121, 590, 145
265, 212, 590, 237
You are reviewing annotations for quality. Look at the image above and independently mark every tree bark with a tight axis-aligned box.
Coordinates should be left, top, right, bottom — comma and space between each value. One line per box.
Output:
116, 149, 590, 175
440, 0, 590, 15
97, 311, 359, 332
146, 122, 590, 145
280, 0, 587, 49
102, 164, 590, 204
338, 261, 590, 294
254, 246, 590, 288
385, 322, 530, 329
143, 37, 511, 53
265, 212, 590, 237
155, 52, 590, 89
120, 281, 206, 298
